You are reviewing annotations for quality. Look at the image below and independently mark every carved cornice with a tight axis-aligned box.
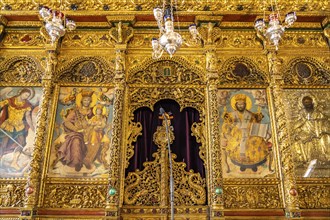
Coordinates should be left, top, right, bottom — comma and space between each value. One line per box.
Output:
0, 15, 8, 26
0, 1, 328, 14
106, 15, 136, 26
195, 15, 223, 26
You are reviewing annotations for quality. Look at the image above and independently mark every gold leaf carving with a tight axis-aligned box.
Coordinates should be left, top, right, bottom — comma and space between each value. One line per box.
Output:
62, 32, 115, 48
124, 117, 206, 206
0, 56, 43, 83
57, 57, 115, 83
224, 185, 281, 209
0, 184, 25, 207
218, 56, 268, 85
128, 58, 205, 85
298, 184, 330, 208
125, 120, 142, 169
191, 122, 206, 164
1, 31, 45, 47
283, 57, 330, 85
43, 184, 107, 208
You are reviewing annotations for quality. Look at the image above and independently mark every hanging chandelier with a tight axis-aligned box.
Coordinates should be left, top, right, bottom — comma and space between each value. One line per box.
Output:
152, 1, 199, 59
254, 0, 297, 50
39, 6, 76, 45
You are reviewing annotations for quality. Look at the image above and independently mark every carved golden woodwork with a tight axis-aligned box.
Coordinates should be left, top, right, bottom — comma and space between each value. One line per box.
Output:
0, 0, 328, 12
124, 110, 206, 206
0, 1, 329, 218
0, 56, 43, 83
43, 183, 108, 208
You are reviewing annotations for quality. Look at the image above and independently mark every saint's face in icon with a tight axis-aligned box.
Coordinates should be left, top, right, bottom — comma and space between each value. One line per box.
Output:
302, 96, 314, 111
235, 100, 246, 113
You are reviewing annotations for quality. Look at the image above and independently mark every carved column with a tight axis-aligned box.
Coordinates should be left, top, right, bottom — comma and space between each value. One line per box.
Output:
322, 17, 330, 47
267, 50, 300, 218
0, 15, 8, 42
205, 48, 224, 219
105, 54, 125, 217
22, 49, 57, 218
106, 20, 132, 218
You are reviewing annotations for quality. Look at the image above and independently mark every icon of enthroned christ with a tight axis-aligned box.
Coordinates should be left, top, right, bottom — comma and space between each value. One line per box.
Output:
221, 93, 273, 174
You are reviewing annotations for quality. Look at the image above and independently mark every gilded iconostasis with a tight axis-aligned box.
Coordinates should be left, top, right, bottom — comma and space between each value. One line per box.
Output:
0, 0, 330, 219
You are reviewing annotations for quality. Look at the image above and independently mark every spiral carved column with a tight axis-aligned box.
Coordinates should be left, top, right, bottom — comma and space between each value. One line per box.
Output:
105, 45, 126, 219
205, 49, 224, 219
267, 50, 300, 218
22, 50, 57, 218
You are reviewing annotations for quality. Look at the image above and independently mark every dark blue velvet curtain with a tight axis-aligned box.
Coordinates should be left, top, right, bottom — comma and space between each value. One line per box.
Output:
126, 99, 205, 178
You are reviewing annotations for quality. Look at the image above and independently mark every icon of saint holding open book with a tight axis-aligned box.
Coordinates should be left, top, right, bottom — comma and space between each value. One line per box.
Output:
221, 93, 273, 173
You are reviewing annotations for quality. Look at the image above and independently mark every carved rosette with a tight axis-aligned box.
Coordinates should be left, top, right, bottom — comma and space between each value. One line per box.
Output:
267, 51, 300, 214
283, 57, 330, 86
107, 83, 125, 206
0, 56, 43, 83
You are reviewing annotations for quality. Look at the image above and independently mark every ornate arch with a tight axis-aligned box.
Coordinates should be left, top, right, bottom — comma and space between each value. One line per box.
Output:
127, 57, 205, 85
0, 56, 43, 83
57, 56, 115, 83
218, 56, 269, 85
283, 57, 330, 86
128, 86, 205, 115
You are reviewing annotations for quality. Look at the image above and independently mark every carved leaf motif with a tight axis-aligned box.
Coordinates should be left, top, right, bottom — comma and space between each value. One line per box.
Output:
0, 57, 42, 83
219, 57, 268, 85
43, 185, 107, 208
128, 60, 204, 85
57, 57, 115, 83
283, 58, 330, 85
298, 185, 330, 208
0, 184, 25, 207
224, 185, 281, 209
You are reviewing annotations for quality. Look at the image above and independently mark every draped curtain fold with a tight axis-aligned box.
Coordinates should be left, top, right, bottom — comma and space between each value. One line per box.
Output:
126, 99, 205, 178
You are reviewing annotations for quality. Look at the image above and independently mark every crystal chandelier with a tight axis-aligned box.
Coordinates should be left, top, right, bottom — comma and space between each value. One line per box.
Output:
152, 1, 199, 59
39, 6, 76, 45
254, 0, 297, 50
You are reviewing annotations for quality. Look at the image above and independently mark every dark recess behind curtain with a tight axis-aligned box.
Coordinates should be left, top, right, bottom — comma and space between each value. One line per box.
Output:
126, 99, 205, 178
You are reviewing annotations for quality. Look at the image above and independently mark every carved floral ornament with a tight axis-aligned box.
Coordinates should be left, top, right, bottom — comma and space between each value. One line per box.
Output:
56, 56, 115, 83
218, 57, 269, 85
283, 57, 330, 86
0, 56, 43, 83
0, 1, 328, 12
127, 57, 205, 85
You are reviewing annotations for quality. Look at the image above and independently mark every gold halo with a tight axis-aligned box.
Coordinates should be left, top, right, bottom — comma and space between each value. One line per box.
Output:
298, 93, 318, 109
93, 105, 107, 116
230, 94, 252, 111
75, 90, 98, 108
